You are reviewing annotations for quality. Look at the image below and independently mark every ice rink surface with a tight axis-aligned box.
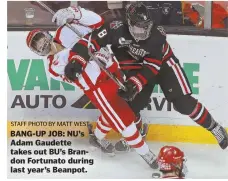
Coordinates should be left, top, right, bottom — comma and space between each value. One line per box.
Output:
8, 138, 228, 179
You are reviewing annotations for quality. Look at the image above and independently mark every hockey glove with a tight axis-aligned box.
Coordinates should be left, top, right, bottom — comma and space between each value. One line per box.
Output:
64, 60, 83, 82
52, 6, 82, 26
118, 76, 143, 102
92, 47, 113, 68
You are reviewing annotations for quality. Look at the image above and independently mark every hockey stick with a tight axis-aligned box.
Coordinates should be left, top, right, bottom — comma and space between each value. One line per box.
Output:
36, 1, 127, 91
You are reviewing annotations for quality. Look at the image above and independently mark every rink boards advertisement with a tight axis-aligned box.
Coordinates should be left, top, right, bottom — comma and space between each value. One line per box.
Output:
7, 31, 228, 178
8, 32, 228, 126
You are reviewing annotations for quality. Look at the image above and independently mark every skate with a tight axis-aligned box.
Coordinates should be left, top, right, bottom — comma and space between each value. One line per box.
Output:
87, 123, 115, 156
89, 134, 115, 156
114, 138, 131, 152
210, 123, 228, 149
114, 123, 149, 152
141, 150, 158, 169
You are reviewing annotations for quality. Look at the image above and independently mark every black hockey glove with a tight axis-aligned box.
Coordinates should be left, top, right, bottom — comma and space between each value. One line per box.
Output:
64, 60, 83, 81
118, 76, 143, 102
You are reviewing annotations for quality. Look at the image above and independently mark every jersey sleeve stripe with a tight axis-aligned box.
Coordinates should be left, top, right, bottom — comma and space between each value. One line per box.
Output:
53, 26, 64, 45
145, 65, 159, 75
129, 76, 143, 92
78, 39, 88, 47
143, 61, 160, 71
137, 73, 148, 85
162, 43, 173, 61
91, 38, 100, 50
144, 57, 162, 65
48, 55, 59, 77
162, 42, 169, 54
68, 51, 77, 61
68, 51, 86, 65
163, 43, 170, 57
88, 17, 104, 29
71, 55, 87, 65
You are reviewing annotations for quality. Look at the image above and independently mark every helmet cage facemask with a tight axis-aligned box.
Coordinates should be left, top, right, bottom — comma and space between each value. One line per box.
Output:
29, 31, 52, 56
180, 158, 188, 178
126, 3, 153, 41
172, 157, 188, 178
128, 19, 153, 41
158, 157, 188, 178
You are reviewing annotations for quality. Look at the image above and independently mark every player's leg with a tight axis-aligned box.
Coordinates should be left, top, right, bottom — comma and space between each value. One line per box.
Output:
121, 121, 158, 169
128, 80, 157, 138
114, 113, 149, 152
92, 80, 158, 168
88, 115, 115, 155
94, 115, 112, 140
173, 95, 228, 149
114, 82, 156, 152
159, 59, 228, 149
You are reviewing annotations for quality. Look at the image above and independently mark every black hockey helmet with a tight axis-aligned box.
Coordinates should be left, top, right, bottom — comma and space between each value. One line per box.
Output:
126, 2, 153, 41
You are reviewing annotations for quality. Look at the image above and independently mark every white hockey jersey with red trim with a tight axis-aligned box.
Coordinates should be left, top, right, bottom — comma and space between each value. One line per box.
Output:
47, 49, 118, 91
53, 7, 104, 49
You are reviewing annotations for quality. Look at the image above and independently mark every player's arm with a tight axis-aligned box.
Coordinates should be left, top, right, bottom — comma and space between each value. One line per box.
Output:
52, 6, 104, 29
64, 52, 87, 82
48, 54, 85, 86
118, 27, 166, 101
118, 49, 163, 102
76, 7, 104, 29
52, 6, 105, 48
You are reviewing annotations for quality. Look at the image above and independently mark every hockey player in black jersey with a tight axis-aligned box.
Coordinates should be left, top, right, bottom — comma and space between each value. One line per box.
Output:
93, 2, 228, 151
49, 2, 228, 151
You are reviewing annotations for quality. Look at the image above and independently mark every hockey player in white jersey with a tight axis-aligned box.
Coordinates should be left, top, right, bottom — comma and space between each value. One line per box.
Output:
26, 6, 158, 170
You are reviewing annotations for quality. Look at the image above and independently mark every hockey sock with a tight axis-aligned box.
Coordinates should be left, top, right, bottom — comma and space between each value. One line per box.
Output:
135, 113, 142, 130
134, 113, 148, 138
189, 102, 216, 130
94, 115, 112, 140
121, 122, 149, 155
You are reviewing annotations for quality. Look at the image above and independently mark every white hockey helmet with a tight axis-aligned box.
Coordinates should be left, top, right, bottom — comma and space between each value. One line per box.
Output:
26, 29, 52, 56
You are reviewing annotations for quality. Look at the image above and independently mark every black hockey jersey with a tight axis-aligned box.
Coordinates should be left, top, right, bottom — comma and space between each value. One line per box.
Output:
91, 20, 176, 85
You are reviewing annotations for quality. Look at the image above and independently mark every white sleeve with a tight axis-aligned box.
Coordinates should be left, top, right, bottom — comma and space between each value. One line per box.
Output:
77, 7, 104, 29
53, 7, 104, 49
48, 53, 78, 87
